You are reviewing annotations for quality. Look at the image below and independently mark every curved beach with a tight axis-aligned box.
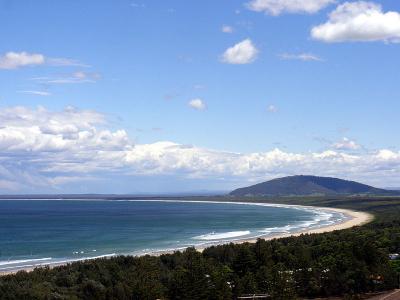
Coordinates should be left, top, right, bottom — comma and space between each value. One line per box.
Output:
150, 203, 374, 253
226, 206, 374, 246
120, 200, 374, 253
0, 200, 374, 275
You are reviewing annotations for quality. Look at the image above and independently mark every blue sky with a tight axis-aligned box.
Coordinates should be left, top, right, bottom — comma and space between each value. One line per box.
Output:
0, 0, 399, 193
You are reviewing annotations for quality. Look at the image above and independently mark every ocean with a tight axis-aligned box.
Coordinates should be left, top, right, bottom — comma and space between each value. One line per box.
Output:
0, 199, 347, 272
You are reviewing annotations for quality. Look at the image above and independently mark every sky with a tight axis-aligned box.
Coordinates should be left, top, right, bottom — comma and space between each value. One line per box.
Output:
0, 0, 399, 193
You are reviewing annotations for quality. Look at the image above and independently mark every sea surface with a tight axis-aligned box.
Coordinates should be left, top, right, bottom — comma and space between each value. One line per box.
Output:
0, 199, 347, 272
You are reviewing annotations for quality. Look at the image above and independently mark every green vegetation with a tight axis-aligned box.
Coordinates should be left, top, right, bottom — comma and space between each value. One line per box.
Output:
1, 196, 400, 299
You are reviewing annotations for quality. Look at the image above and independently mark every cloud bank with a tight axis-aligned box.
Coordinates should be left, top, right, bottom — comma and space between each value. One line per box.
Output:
0, 106, 399, 192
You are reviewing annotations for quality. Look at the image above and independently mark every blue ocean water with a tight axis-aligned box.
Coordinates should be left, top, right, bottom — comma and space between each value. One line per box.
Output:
0, 200, 346, 272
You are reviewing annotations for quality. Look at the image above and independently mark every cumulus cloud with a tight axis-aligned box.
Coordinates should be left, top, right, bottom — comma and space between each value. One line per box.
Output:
0, 106, 129, 151
0, 106, 399, 191
0, 106, 132, 190
333, 137, 361, 150
0, 51, 88, 70
222, 25, 234, 33
279, 52, 323, 61
221, 39, 259, 64
0, 52, 45, 69
246, 0, 335, 16
311, 1, 400, 43
188, 98, 206, 110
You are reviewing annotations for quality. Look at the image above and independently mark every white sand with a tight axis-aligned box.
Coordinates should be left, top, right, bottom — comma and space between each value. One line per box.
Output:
229, 206, 374, 245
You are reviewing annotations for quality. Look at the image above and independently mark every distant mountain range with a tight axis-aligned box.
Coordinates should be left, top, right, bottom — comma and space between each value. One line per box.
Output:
230, 175, 400, 197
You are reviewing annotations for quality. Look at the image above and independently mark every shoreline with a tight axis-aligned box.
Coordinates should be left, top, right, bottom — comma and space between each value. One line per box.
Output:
155, 206, 374, 254
226, 206, 373, 246
0, 203, 374, 276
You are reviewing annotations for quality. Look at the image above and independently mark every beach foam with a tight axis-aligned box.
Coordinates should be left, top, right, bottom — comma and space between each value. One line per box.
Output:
0, 257, 52, 266
193, 230, 251, 240
0, 254, 116, 272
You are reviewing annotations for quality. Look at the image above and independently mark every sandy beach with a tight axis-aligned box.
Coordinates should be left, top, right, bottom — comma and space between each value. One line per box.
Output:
0, 204, 374, 276
148, 205, 374, 254
228, 206, 374, 246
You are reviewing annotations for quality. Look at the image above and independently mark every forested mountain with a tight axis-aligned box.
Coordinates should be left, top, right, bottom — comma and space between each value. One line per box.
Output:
230, 175, 397, 197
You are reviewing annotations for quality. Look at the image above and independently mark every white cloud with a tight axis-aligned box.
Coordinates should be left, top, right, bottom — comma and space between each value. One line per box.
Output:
221, 39, 259, 64
71, 71, 100, 81
123, 145, 400, 188
46, 57, 89, 67
188, 98, 206, 111
0, 106, 132, 190
32, 71, 100, 84
73, 71, 87, 79
376, 149, 398, 160
130, 2, 145, 8
246, 0, 335, 16
333, 137, 361, 150
222, 25, 234, 33
267, 105, 278, 113
311, 1, 400, 43
0, 106, 129, 152
0, 52, 45, 69
17, 90, 51, 96
0, 106, 399, 191
279, 52, 323, 61
0, 51, 88, 70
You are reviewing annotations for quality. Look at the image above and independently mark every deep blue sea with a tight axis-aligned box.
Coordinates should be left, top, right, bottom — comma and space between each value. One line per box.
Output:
0, 200, 346, 272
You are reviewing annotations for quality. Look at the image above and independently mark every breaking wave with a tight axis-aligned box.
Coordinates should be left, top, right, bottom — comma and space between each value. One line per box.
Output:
193, 231, 251, 241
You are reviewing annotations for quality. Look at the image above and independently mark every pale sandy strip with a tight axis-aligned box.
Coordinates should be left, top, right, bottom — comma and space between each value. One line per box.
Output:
229, 206, 374, 245
151, 206, 374, 254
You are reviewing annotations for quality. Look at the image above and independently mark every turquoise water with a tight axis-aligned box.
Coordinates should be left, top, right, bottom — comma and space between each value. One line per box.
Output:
0, 200, 346, 272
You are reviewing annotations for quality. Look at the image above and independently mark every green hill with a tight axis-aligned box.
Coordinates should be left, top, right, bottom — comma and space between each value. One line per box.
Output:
230, 175, 397, 197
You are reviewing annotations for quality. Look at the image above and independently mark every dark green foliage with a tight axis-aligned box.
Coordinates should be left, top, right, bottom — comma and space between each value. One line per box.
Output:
1, 196, 400, 299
